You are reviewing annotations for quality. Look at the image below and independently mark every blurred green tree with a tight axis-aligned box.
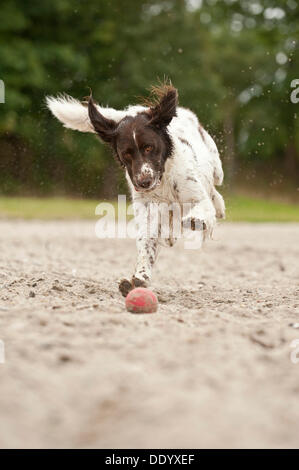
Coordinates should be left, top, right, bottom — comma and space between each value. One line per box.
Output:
0, 0, 298, 197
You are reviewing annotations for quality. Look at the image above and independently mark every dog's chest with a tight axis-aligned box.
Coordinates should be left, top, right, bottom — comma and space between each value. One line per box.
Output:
151, 177, 178, 204
145, 159, 180, 205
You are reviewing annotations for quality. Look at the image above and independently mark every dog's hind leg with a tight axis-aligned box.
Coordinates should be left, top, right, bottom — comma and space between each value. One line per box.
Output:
212, 188, 225, 219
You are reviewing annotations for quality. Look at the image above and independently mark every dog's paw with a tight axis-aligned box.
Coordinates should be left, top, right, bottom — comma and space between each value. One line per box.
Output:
132, 275, 148, 288
119, 278, 133, 297
182, 217, 206, 231
118, 276, 148, 297
182, 213, 216, 240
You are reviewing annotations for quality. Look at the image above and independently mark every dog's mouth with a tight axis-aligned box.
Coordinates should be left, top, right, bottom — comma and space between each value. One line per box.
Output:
134, 175, 161, 193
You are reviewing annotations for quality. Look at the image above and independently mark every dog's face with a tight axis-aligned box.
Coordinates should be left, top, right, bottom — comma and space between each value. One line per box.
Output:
88, 86, 178, 192
115, 114, 170, 191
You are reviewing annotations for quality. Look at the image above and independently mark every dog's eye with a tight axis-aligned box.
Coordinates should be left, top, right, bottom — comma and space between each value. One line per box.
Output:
144, 145, 153, 154
123, 152, 132, 161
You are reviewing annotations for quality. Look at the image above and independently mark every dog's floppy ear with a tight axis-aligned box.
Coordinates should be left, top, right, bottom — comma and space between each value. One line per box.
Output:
148, 85, 178, 129
46, 93, 122, 140
46, 94, 96, 133
88, 96, 118, 144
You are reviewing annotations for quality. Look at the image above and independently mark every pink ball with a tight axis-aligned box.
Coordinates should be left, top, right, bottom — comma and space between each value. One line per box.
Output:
125, 287, 158, 314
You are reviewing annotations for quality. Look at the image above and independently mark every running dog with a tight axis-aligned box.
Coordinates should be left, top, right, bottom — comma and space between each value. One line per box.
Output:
46, 83, 225, 296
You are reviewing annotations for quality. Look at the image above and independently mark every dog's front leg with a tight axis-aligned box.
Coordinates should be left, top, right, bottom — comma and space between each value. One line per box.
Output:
180, 178, 217, 240
119, 200, 160, 297
134, 236, 159, 284
119, 237, 159, 297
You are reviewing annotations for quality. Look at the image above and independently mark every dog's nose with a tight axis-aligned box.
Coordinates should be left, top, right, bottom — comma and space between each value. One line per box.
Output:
137, 177, 152, 189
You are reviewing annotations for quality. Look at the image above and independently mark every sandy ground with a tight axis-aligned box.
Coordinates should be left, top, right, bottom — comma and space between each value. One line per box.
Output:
0, 220, 299, 449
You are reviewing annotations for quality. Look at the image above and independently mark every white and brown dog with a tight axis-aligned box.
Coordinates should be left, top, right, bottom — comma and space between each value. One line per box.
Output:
47, 84, 225, 296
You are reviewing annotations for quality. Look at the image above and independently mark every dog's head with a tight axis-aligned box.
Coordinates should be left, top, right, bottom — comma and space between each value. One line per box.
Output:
47, 85, 178, 193
88, 85, 177, 192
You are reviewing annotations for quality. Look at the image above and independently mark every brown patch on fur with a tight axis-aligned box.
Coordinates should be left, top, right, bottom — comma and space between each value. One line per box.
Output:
179, 137, 197, 161
173, 181, 179, 194
182, 217, 206, 231
198, 123, 207, 144
187, 176, 197, 183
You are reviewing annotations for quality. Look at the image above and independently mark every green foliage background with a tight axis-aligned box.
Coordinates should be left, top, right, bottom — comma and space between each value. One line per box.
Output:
0, 0, 298, 198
